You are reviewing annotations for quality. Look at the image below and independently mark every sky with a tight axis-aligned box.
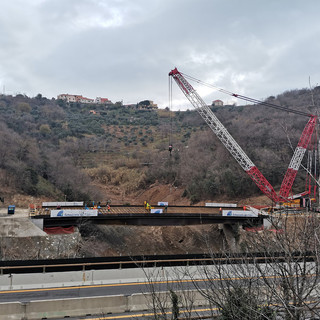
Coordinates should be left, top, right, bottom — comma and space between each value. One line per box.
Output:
1, 0, 320, 110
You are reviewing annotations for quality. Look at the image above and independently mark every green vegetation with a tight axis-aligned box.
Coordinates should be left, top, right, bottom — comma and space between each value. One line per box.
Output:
0, 86, 319, 202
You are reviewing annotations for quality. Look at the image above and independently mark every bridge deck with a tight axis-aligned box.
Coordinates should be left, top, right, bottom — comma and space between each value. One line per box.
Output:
31, 205, 265, 227
33, 205, 239, 216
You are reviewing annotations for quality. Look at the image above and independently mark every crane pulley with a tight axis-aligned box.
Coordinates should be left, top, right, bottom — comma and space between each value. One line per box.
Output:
169, 67, 317, 203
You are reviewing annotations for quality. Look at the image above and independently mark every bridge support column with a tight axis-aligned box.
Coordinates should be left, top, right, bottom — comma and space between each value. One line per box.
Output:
221, 223, 239, 252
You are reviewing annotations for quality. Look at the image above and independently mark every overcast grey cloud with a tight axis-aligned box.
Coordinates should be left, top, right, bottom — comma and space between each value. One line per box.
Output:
1, 0, 320, 109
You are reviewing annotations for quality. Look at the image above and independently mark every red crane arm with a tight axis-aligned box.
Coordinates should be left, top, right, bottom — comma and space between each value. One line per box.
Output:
279, 115, 317, 199
170, 68, 317, 202
169, 67, 280, 203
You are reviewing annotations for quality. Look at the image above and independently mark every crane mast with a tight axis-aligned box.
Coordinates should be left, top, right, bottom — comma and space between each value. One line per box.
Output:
169, 67, 280, 203
279, 115, 317, 199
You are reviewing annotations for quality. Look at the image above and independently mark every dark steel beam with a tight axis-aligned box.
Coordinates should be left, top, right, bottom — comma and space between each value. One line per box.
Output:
37, 213, 265, 228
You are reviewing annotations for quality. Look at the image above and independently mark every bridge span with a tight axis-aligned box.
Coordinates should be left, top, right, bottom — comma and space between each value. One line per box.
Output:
31, 205, 266, 228
36, 212, 265, 228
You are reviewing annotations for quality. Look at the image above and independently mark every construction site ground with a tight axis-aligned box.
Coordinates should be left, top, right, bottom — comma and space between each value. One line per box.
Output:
0, 207, 46, 237
0, 185, 274, 259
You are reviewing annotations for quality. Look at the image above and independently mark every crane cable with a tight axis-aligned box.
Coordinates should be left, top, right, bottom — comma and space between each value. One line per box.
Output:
181, 72, 313, 118
315, 125, 319, 198
169, 75, 172, 144
168, 74, 173, 156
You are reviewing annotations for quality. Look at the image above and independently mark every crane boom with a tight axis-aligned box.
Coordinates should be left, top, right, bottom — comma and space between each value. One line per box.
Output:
279, 115, 317, 199
169, 67, 280, 203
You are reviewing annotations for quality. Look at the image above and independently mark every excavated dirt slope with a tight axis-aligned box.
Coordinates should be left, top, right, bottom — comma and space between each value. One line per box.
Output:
79, 224, 225, 257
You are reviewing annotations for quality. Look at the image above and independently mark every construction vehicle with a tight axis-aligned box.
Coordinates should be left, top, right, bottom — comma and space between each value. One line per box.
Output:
169, 68, 317, 203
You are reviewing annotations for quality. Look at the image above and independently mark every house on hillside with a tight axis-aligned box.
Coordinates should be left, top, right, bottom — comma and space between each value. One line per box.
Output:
149, 101, 158, 110
95, 97, 112, 104
57, 94, 110, 104
57, 94, 94, 104
79, 96, 94, 103
57, 94, 78, 103
137, 100, 158, 110
212, 99, 224, 107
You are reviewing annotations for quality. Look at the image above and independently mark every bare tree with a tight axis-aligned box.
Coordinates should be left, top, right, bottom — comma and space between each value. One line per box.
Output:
142, 212, 320, 319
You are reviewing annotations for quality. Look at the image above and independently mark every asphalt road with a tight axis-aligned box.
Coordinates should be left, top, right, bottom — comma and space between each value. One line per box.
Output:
2, 274, 317, 320
0, 279, 201, 303
0, 278, 211, 319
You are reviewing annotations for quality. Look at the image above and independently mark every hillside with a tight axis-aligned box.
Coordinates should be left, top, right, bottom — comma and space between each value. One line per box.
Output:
0, 87, 320, 208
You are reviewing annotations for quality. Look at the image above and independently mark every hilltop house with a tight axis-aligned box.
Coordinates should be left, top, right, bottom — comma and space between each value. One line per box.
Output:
57, 94, 158, 109
95, 97, 112, 104
57, 94, 111, 104
212, 99, 224, 107
137, 100, 158, 110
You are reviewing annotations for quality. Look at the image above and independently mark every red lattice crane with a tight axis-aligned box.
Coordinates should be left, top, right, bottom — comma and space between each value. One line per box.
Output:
279, 115, 317, 199
169, 67, 317, 203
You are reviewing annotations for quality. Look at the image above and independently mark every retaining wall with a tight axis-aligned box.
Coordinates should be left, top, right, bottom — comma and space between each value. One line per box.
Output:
0, 266, 201, 291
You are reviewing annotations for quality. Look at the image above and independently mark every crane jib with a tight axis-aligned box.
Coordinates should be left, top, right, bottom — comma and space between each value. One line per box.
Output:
169, 67, 281, 203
